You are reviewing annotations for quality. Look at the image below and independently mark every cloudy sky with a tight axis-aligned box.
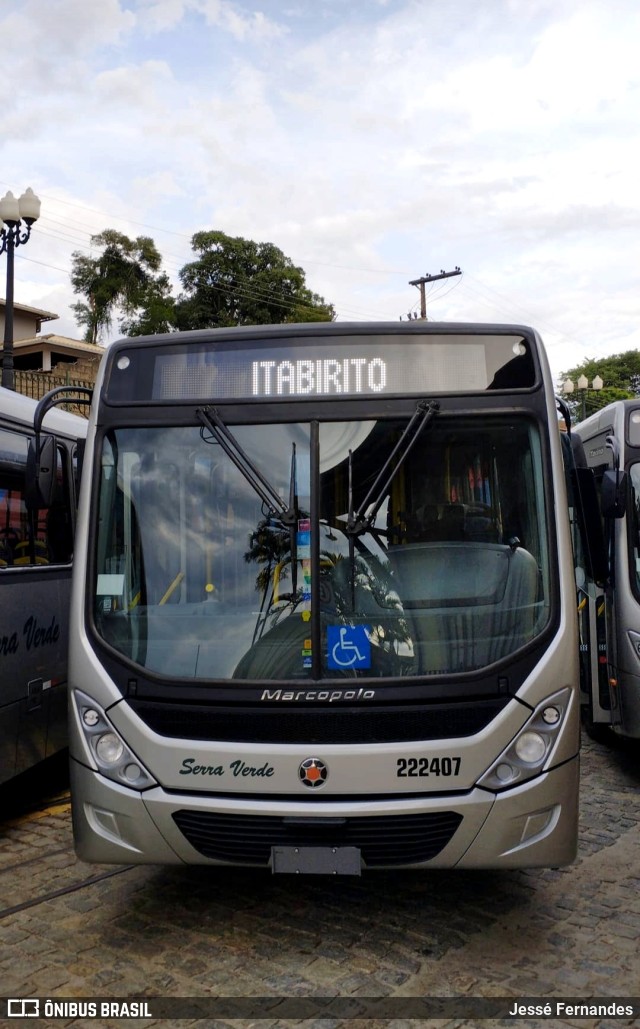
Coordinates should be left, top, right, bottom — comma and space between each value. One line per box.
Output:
1, 0, 639, 386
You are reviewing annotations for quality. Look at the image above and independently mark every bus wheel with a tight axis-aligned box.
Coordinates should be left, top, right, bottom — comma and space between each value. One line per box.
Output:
580, 705, 612, 745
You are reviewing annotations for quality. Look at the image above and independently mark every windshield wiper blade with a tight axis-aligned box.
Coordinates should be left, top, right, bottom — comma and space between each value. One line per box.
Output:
197, 406, 296, 524
198, 406, 301, 603
347, 399, 440, 537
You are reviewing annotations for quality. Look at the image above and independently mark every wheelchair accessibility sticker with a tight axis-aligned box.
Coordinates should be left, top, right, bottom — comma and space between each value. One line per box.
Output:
327, 625, 371, 669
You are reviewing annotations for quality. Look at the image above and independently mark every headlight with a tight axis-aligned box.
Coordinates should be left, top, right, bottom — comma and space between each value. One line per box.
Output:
72, 689, 156, 791
96, 732, 125, 765
478, 688, 572, 792
514, 731, 547, 763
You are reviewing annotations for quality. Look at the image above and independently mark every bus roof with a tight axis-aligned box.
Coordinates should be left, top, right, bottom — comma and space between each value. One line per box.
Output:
0, 386, 88, 439
107, 320, 542, 349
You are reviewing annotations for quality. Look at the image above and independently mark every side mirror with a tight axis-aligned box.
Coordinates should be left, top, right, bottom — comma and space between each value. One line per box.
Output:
26, 435, 57, 510
601, 468, 627, 519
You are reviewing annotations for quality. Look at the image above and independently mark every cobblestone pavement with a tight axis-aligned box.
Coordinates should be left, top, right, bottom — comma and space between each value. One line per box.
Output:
0, 734, 638, 1029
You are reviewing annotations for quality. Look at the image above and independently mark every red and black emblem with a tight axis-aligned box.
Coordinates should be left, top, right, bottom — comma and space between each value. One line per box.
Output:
299, 757, 328, 788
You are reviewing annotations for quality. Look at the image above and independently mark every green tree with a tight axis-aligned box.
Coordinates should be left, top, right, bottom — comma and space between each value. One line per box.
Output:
175, 230, 335, 329
70, 230, 175, 344
559, 350, 640, 422
119, 273, 176, 337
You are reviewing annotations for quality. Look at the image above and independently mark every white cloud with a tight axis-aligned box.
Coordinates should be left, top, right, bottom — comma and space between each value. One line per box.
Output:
135, 0, 189, 32
0, 0, 135, 98
195, 0, 287, 40
94, 59, 176, 107
134, 0, 287, 39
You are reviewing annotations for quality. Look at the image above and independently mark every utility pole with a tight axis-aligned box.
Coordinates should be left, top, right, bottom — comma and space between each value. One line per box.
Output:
408, 267, 461, 320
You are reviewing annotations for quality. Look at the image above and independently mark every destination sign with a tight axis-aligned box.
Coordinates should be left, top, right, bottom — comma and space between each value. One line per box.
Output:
105, 332, 535, 403
251, 356, 387, 396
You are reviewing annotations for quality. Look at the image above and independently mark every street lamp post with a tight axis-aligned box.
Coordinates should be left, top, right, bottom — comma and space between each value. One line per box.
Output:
0, 187, 41, 391
562, 373, 604, 421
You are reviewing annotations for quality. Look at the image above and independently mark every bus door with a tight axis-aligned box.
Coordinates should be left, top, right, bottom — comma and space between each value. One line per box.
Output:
562, 428, 612, 736
577, 581, 612, 733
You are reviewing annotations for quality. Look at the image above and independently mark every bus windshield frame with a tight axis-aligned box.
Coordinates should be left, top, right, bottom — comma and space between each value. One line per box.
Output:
89, 325, 556, 699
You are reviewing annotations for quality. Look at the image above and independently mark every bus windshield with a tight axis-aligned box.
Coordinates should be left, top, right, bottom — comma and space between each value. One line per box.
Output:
93, 413, 550, 682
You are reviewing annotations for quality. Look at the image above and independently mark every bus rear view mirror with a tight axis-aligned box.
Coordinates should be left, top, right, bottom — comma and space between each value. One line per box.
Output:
26, 434, 57, 510
601, 468, 627, 519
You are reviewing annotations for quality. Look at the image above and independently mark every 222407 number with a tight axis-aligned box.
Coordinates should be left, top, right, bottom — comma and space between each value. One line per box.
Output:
396, 756, 461, 777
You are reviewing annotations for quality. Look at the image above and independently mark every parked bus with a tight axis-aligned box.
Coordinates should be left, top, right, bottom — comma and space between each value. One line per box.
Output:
0, 386, 87, 785
574, 399, 640, 741
63, 322, 587, 871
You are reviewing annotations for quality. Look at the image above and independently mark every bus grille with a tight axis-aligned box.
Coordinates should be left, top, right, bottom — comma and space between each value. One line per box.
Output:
171, 810, 463, 867
130, 699, 506, 743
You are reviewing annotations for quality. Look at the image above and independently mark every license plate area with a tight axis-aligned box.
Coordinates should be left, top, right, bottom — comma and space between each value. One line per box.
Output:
271, 845, 361, 876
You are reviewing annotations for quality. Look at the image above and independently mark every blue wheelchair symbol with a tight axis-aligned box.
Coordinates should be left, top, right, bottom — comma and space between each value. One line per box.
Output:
327, 625, 371, 670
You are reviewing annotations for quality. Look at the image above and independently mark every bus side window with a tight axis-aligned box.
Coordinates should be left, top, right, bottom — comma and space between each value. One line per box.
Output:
0, 428, 27, 567
0, 429, 74, 568
0, 489, 16, 567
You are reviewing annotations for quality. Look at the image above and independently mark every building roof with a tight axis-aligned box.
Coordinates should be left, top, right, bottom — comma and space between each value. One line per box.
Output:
11, 334, 104, 358
0, 299, 58, 323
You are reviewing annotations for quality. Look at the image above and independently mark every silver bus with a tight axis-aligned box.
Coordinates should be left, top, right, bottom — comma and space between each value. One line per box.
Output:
0, 386, 86, 785
574, 399, 640, 741
66, 322, 583, 871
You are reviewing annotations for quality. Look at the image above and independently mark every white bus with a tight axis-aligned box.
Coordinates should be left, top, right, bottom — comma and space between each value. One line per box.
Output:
64, 322, 589, 872
574, 399, 640, 741
0, 386, 87, 785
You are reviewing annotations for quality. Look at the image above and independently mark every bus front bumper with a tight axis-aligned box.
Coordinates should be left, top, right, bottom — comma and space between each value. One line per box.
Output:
70, 755, 579, 870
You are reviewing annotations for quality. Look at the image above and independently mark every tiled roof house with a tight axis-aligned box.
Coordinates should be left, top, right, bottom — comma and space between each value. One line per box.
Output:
0, 300, 103, 389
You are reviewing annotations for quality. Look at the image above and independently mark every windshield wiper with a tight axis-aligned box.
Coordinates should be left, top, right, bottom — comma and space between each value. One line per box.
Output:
347, 399, 439, 538
197, 407, 297, 525
197, 406, 300, 604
